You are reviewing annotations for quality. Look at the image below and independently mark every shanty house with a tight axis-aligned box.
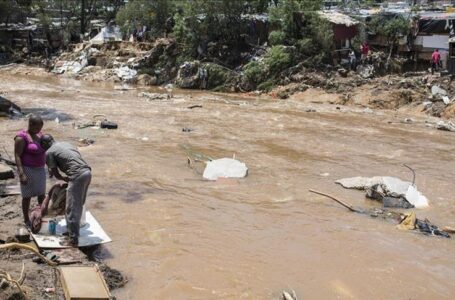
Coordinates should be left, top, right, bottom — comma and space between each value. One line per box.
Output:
319, 11, 359, 50
415, 11, 455, 68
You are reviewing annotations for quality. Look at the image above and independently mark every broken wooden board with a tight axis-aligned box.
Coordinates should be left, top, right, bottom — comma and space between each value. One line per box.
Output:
59, 265, 111, 300
31, 211, 112, 249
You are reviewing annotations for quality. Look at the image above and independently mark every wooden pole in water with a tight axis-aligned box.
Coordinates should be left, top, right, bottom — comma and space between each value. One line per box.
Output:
309, 189, 360, 213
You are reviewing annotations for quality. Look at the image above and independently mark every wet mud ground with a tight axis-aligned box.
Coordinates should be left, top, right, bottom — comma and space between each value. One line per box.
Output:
1, 66, 455, 299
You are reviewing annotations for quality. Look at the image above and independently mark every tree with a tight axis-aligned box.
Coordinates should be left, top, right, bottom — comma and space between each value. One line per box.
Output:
171, 0, 253, 66
116, 0, 174, 38
267, 0, 332, 63
0, 1, 15, 26
369, 14, 410, 58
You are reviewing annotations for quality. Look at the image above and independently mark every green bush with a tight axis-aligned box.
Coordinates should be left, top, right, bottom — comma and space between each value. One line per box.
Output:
257, 80, 276, 92
296, 38, 316, 57
264, 45, 293, 74
243, 61, 266, 85
268, 30, 286, 45
205, 63, 231, 89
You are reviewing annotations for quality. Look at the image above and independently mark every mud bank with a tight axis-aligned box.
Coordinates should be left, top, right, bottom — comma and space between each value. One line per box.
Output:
0, 189, 127, 299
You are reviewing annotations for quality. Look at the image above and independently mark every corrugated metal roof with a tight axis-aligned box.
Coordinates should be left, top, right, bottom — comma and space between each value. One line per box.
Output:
319, 11, 359, 27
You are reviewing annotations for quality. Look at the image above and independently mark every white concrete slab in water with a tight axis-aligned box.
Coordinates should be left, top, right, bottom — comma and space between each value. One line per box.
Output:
203, 158, 248, 181
31, 211, 111, 248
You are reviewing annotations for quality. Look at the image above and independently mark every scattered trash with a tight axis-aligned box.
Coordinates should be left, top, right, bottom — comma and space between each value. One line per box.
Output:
203, 158, 248, 181
53, 53, 88, 75
44, 287, 55, 294
100, 120, 118, 129
14, 227, 30, 243
98, 263, 128, 290
381, 195, 414, 209
403, 118, 414, 123
74, 115, 118, 130
115, 66, 137, 81
335, 175, 429, 208
282, 289, 298, 300
114, 84, 135, 91
78, 138, 95, 147
181, 144, 213, 175
357, 64, 374, 79
309, 189, 449, 238
165, 83, 174, 98
436, 120, 455, 132
37, 248, 85, 265
188, 105, 203, 109
0, 262, 26, 297
138, 92, 168, 100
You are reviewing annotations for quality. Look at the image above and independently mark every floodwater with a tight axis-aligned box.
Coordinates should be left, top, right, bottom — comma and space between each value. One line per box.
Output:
1, 67, 455, 299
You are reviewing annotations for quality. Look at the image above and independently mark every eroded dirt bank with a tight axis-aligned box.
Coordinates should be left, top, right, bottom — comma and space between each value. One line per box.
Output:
1, 66, 455, 299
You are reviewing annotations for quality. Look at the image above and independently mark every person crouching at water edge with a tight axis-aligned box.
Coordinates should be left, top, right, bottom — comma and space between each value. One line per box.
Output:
14, 114, 46, 227
40, 134, 92, 247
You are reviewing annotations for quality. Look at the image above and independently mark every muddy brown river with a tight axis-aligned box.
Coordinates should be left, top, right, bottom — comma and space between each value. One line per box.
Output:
1, 67, 455, 299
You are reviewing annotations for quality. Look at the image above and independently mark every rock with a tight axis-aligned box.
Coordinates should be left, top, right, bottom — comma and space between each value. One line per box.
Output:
422, 101, 432, 110
0, 163, 14, 180
442, 96, 453, 105
203, 158, 248, 181
436, 120, 455, 132
337, 68, 348, 77
431, 85, 447, 97
204, 63, 237, 91
0, 95, 21, 116
404, 118, 414, 123
115, 66, 137, 81
363, 107, 373, 114
175, 61, 202, 89
137, 74, 157, 86
357, 64, 374, 79
426, 101, 446, 117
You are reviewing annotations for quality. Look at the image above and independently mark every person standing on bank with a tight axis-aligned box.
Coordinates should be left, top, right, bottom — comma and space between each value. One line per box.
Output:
14, 114, 46, 226
40, 134, 92, 247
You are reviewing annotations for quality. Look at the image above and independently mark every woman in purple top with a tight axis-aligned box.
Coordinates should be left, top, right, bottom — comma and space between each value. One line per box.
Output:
14, 114, 46, 225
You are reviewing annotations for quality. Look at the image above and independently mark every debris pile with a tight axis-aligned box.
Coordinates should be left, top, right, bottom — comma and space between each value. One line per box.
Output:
51, 39, 178, 84
335, 176, 429, 208
310, 190, 449, 238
